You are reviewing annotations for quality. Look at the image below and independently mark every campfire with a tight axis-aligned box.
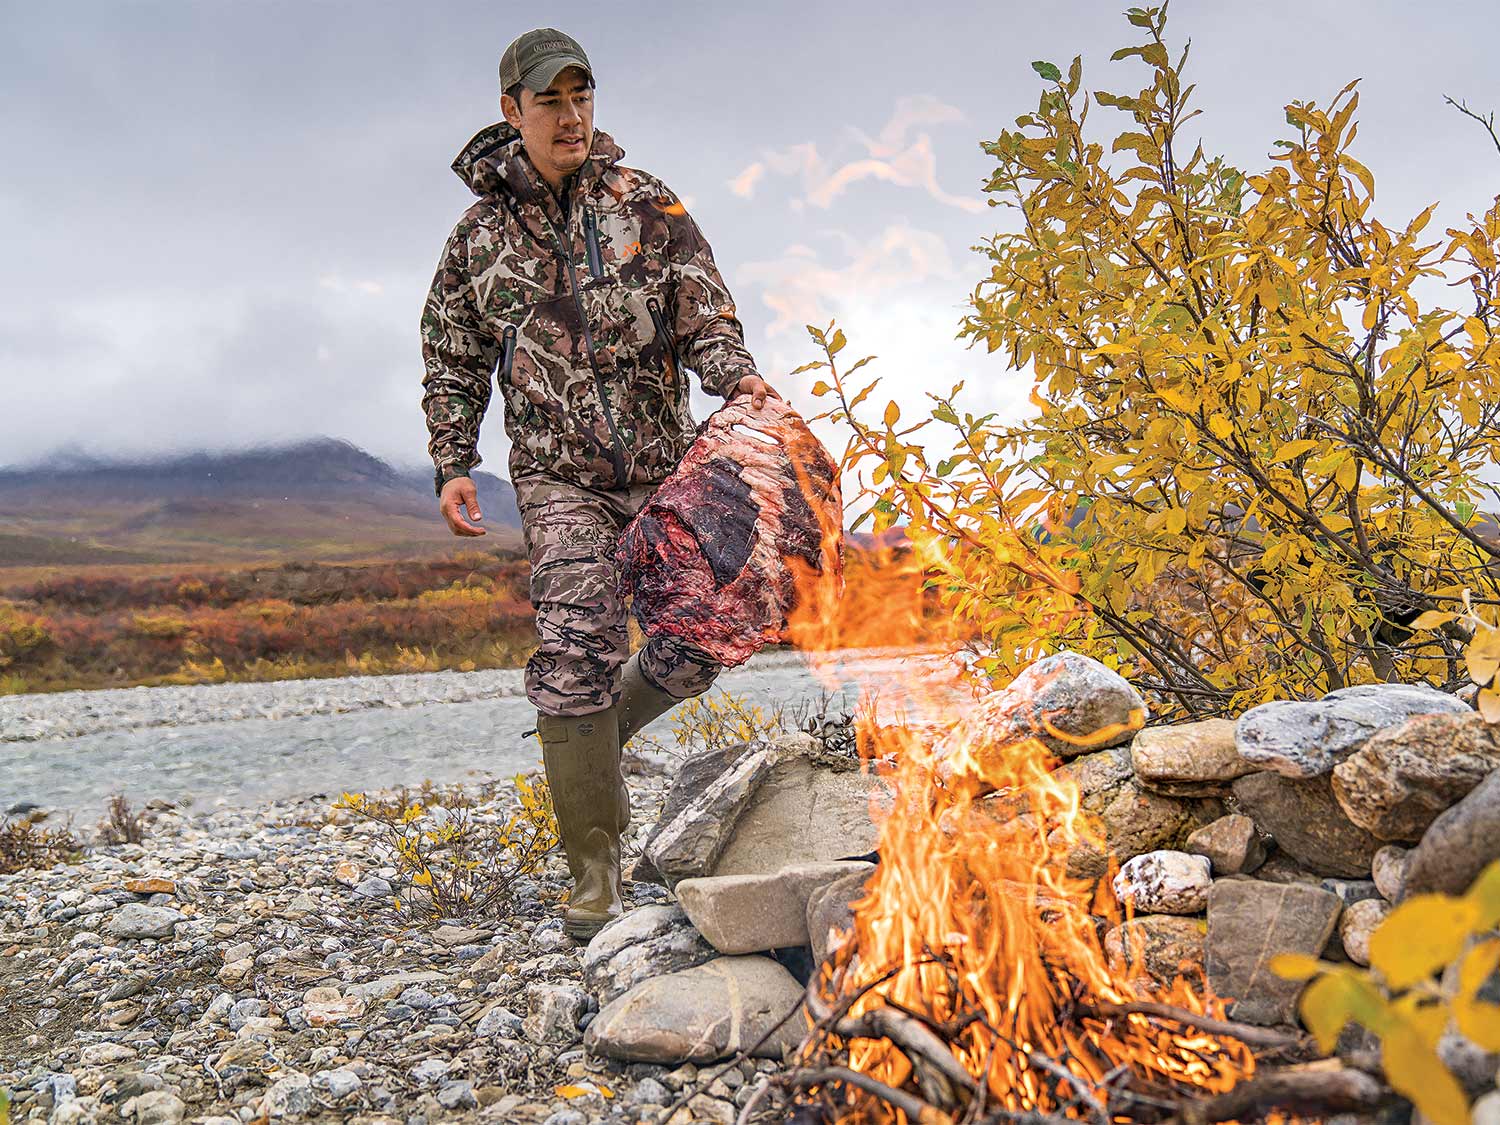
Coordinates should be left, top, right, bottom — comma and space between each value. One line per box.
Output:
771, 542, 1292, 1125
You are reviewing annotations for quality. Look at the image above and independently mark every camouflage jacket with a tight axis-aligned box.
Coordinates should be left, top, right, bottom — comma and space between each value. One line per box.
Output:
420, 121, 762, 496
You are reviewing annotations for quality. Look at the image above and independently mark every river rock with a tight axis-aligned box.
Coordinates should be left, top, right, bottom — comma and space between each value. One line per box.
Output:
1402, 769, 1500, 898
807, 867, 873, 968
1112, 851, 1212, 913
639, 734, 880, 886
584, 956, 804, 1063
1056, 745, 1224, 878
581, 904, 718, 1006
1371, 845, 1411, 902
1186, 814, 1265, 874
1235, 683, 1468, 779
1130, 719, 1252, 794
131, 1091, 186, 1125
937, 652, 1148, 780
1104, 915, 1206, 987
261, 1073, 314, 1118
1331, 712, 1500, 841
1206, 879, 1342, 1025
1338, 898, 1389, 966
1231, 772, 1381, 877
105, 903, 184, 940
523, 982, 590, 1045
675, 861, 874, 955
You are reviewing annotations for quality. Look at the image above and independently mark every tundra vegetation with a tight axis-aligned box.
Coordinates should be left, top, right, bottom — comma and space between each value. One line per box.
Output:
801, 4, 1500, 721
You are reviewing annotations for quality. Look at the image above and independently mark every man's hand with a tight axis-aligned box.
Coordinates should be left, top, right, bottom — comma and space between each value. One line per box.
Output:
732, 374, 782, 411
439, 476, 486, 536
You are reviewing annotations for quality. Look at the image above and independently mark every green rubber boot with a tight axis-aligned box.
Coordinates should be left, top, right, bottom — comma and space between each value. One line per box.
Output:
537, 707, 627, 940
617, 652, 684, 748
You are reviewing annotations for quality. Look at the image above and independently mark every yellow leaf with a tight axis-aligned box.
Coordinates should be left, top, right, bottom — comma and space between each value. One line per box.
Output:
1454, 939, 1500, 1050
1269, 439, 1320, 464
1410, 611, 1457, 630
1466, 316, 1490, 349
1466, 627, 1500, 686
1157, 385, 1197, 412
1368, 894, 1478, 989
1296, 971, 1386, 1054
1468, 858, 1500, 928
1164, 507, 1187, 536
1381, 1021, 1471, 1125
1207, 414, 1232, 440
554, 1085, 595, 1099
884, 401, 901, 428
1479, 686, 1500, 724
1269, 952, 1324, 981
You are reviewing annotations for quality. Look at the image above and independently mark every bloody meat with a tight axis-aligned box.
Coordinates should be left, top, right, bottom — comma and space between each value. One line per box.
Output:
616, 397, 844, 665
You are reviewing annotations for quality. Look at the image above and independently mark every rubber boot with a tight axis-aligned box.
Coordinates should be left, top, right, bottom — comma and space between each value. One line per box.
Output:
537, 706, 627, 940
617, 651, 683, 748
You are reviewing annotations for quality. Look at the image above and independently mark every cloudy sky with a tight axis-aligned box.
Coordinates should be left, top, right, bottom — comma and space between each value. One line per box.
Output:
3, 1, 1497, 476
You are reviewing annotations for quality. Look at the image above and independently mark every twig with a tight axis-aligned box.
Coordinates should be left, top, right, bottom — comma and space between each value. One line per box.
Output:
1077, 999, 1310, 1050
784, 1066, 957, 1125
1445, 95, 1500, 156
1181, 1065, 1393, 1124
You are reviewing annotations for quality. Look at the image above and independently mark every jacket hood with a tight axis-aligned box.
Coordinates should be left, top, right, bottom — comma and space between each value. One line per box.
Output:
450, 121, 625, 201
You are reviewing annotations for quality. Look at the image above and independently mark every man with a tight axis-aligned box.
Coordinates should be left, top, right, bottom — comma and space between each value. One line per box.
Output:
420, 28, 778, 939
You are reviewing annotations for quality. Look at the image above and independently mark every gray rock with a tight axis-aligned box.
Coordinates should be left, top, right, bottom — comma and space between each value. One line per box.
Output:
1131, 719, 1253, 794
1186, 814, 1266, 875
352, 875, 392, 899
1403, 769, 1500, 898
131, 1091, 186, 1125
1319, 879, 1381, 907
1104, 915, 1206, 987
1338, 898, 1389, 966
1332, 712, 1500, 842
1473, 1090, 1500, 1125
541, 1112, 588, 1125
228, 998, 269, 1030
806, 868, 873, 968
104, 903, 184, 940
409, 1058, 450, 1085
345, 969, 448, 1002
624, 1077, 671, 1106
261, 1074, 313, 1118
1206, 879, 1342, 1025
1054, 746, 1224, 877
1235, 683, 1467, 779
581, 904, 718, 1006
1112, 851, 1212, 914
937, 652, 1149, 775
675, 861, 874, 955
584, 956, 805, 1063
1231, 772, 1381, 877
437, 1082, 478, 1110
1371, 845, 1411, 902
474, 1004, 524, 1039
524, 982, 590, 1045
311, 1069, 362, 1101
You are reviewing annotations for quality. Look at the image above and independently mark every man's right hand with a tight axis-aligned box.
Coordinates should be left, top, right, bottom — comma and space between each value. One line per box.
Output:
439, 476, 486, 536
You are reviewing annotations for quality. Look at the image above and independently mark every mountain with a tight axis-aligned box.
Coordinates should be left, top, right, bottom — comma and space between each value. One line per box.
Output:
0, 438, 522, 567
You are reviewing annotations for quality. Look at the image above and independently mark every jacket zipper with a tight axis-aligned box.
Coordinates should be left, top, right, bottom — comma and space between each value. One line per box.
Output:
499, 324, 517, 380
583, 207, 604, 279
646, 297, 680, 383
547, 188, 627, 487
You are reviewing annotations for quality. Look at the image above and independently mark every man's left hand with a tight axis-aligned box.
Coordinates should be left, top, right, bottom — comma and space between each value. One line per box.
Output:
733, 375, 782, 410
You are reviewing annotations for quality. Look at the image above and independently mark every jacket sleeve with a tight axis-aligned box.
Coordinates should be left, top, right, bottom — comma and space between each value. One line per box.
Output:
658, 182, 760, 400
420, 218, 502, 497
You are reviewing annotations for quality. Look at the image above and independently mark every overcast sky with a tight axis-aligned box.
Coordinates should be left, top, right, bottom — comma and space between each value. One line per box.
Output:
3, 1, 1497, 475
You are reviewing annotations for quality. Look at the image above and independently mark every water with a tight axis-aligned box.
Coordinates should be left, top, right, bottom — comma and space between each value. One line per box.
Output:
2, 648, 972, 817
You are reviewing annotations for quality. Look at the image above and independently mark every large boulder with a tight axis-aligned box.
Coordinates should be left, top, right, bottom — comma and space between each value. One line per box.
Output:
584, 956, 805, 1063
1235, 683, 1468, 779
1231, 772, 1381, 878
806, 868, 874, 968
639, 733, 882, 887
1402, 769, 1500, 899
581, 904, 718, 1006
1331, 712, 1500, 842
1130, 719, 1254, 795
1206, 879, 1343, 1026
937, 652, 1149, 784
675, 861, 874, 955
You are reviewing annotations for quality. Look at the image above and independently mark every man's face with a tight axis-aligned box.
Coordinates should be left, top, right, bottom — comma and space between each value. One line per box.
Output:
502, 65, 595, 191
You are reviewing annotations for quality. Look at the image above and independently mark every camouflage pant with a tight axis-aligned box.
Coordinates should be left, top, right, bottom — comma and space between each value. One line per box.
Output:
514, 471, 722, 717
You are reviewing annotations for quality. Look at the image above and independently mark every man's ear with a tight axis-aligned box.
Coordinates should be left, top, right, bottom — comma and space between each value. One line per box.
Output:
500, 92, 522, 128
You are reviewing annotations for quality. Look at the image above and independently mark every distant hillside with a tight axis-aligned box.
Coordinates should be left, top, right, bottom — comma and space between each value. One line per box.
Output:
0, 438, 521, 567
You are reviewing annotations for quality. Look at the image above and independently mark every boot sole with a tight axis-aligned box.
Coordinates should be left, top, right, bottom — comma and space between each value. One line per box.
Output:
563, 913, 615, 941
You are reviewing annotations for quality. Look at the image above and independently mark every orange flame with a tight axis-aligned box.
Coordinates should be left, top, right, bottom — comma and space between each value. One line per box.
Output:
782, 519, 1255, 1122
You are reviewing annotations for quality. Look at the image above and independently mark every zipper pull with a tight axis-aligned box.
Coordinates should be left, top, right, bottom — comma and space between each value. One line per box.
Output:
583, 207, 604, 279
500, 325, 517, 379
647, 297, 679, 379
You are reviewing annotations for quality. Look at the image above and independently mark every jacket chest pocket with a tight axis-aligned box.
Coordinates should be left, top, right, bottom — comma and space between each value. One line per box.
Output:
578, 204, 674, 376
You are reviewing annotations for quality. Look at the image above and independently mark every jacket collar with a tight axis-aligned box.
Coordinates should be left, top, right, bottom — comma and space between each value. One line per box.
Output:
450, 120, 625, 208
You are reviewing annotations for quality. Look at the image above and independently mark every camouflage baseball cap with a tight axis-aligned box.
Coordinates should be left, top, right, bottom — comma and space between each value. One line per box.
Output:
499, 28, 593, 93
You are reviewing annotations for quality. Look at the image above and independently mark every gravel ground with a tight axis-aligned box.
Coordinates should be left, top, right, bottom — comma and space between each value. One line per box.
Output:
1, 649, 968, 819
0, 756, 783, 1125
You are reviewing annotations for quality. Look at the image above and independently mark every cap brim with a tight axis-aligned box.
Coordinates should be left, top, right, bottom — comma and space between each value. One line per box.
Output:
521, 56, 593, 92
